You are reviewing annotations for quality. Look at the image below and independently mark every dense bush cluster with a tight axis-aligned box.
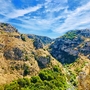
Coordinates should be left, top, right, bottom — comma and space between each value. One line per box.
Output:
2, 66, 68, 90
63, 31, 76, 40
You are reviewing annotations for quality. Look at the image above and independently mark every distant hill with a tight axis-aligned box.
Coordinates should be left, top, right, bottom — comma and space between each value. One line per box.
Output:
27, 34, 53, 45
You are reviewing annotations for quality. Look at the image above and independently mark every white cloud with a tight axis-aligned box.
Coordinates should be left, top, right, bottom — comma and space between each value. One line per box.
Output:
54, 1, 90, 33
0, 0, 14, 16
0, 0, 42, 19
7, 5, 42, 18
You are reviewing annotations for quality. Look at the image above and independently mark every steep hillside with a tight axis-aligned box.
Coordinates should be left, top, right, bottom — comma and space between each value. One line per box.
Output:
49, 29, 90, 64
0, 23, 62, 85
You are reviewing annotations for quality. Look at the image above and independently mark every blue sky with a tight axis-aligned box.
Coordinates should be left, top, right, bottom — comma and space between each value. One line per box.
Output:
0, 0, 90, 38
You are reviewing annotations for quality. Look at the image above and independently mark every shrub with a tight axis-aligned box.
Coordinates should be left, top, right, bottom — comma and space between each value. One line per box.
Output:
39, 71, 48, 81
21, 34, 26, 41
25, 55, 29, 61
17, 78, 30, 87
23, 69, 30, 76
31, 76, 41, 83
23, 64, 30, 76
18, 78, 26, 87
53, 66, 59, 72
4, 81, 19, 90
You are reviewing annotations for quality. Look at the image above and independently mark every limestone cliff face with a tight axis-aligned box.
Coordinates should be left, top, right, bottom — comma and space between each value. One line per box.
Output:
49, 29, 90, 64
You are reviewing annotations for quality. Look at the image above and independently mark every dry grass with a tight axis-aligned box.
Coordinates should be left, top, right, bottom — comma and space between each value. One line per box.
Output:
0, 29, 62, 85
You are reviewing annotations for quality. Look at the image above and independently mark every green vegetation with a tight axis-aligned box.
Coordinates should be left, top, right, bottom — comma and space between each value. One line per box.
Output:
3, 66, 68, 90
25, 55, 29, 61
23, 64, 30, 76
63, 31, 77, 40
69, 72, 77, 87
64, 64, 78, 88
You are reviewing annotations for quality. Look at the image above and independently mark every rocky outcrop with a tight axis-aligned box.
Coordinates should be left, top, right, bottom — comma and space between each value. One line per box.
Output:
4, 47, 24, 60
0, 23, 18, 33
79, 29, 90, 37
81, 41, 90, 56
35, 55, 50, 68
33, 38, 43, 49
